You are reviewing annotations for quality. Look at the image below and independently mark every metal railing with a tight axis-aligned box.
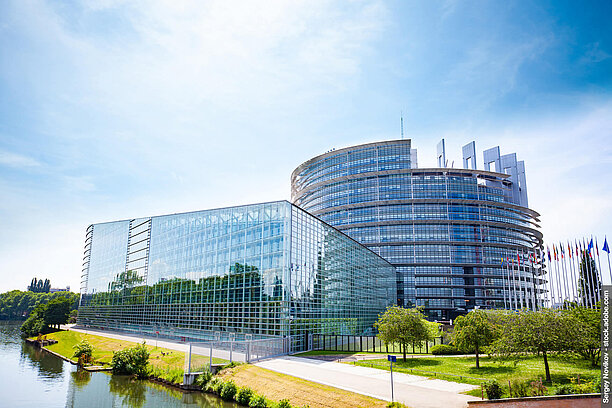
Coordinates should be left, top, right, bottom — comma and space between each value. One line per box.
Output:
312, 334, 445, 354
185, 335, 291, 374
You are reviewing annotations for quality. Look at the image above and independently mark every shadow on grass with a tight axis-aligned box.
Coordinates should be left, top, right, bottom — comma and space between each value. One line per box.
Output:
467, 365, 515, 375
394, 358, 441, 368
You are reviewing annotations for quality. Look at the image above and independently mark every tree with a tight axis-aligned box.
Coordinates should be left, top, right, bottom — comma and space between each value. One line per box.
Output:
44, 296, 72, 329
452, 309, 498, 368
578, 251, 600, 307
491, 309, 582, 382
28, 278, 51, 293
374, 306, 435, 361
570, 304, 601, 366
20, 303, 48, 336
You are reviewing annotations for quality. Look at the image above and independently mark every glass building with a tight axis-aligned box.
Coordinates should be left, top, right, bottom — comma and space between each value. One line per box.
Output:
291, 140, 544, 320
78, 200, 395, 351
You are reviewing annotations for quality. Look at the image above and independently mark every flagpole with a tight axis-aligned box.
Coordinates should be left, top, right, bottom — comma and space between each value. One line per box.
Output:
541, 248, 551, 308
583, 239, 595, 309
595, 237, 603, 303
546, 248, 555, 308
511, 253, 519, 309
565, 242, 577, 304
501, 258, 508, 310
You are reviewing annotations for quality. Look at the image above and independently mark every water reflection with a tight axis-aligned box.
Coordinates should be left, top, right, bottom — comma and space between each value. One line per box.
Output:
70, 369, 92, 389
109, 375, 147, 408
0, 321, 237, 408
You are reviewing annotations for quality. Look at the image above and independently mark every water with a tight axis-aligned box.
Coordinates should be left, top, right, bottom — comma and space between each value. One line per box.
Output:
0, 321, 237, 408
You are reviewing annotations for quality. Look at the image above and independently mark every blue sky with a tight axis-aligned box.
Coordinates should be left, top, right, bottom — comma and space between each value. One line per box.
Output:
0, 0, 611, 292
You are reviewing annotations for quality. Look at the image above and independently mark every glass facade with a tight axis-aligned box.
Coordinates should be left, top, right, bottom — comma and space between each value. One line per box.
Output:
292, 140, 544, 320
78, 201, 395, 351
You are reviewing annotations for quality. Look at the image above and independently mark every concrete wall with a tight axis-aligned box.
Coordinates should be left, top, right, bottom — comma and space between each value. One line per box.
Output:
468, 394, 600, 408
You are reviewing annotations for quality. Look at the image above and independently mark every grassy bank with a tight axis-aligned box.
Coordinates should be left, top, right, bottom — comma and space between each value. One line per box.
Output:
350, 354, 599, 396
40, 330, 228, 376
219, 364, 389, 408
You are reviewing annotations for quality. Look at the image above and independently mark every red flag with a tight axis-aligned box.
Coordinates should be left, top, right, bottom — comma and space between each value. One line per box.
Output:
517, 253, 520, 265
597, 240, 600, 256
568, 243, 572, 258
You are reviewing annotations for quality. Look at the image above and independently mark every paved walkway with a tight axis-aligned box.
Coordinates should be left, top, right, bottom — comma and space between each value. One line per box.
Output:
256, 356, 480, 408
63, 326, 479, 407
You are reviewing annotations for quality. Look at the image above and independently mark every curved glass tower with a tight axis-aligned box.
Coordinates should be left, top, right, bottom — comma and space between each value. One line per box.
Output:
291, 139, 544, 320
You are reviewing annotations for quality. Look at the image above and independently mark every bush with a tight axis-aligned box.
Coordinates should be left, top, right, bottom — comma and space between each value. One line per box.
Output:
387, 403, 410, 408
236, 387, 255, 405
72, 340, 94, 365
248, 394, 268, 408
110, 342, 150, 378
430, 344, 460, 355
195, 370, 213, 389
508, 379, 530, 398
555, 377, 601, 395
483, 380, 503, 400
205, 377, 224, 394
278, 399, 292, 408
220, 380, 238, 401
555, 384, 574, 395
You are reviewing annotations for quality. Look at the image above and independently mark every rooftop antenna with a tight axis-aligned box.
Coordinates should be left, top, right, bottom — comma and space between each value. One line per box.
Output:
400, 111, 404, 139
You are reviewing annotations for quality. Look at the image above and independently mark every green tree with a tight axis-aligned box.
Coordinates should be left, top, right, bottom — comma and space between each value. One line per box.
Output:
44, 296, 72, 329
578, 251, 600, 307
374, 306, 434, 361
452, 309, 498, 368
570, 304, 601, 366
20, 303, 48, 336
491, 309, 581, 382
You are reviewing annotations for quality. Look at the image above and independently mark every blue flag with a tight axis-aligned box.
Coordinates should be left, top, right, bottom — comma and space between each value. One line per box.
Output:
604, 237, 610, 254
588, 238, 594, 254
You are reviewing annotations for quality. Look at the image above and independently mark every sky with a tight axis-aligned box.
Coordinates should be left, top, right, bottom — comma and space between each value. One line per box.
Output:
0, 0, 611, 293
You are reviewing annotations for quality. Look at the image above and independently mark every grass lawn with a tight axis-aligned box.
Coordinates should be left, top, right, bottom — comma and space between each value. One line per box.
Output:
351, 354, 599, 396
41, 330, 228, 373
297, 350, 429, 357
220, 364, 389, 408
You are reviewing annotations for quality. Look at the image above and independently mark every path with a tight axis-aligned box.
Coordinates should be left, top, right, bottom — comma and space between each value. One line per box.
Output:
255, 355, 480, 408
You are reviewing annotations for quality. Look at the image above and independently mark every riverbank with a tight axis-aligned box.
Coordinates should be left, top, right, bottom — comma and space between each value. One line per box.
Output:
37, 328, 394, 407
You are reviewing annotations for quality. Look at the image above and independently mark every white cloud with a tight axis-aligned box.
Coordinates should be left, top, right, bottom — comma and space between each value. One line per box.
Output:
0, 150, 41, 168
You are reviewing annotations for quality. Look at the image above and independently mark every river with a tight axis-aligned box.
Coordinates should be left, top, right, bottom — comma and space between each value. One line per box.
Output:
0, 321, 237, 408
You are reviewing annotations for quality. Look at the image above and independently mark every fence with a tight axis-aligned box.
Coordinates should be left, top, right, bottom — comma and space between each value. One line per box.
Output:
185, 336, 291, 374
311, 334, 445, 354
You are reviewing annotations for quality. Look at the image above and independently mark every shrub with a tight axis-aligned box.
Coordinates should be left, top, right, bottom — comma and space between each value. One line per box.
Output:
195, 370, 213, 389
529, 378, 547, 397
508, 379, 530, 398
248, 394, 268, 408
72, 340, 94, 366
220, 380, 238, 401
387, 403, 410, 408
555, 384, 574, 395
236, 387, 255, 405
278, 399, 292, 408
483, 380, 503, 400
205, 377, 224, 394
110, 342, 150, 378
430, 344, 460, 355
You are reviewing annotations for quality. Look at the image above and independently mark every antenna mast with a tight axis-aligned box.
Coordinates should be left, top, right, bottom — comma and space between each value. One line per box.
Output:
401, 111, 404, 139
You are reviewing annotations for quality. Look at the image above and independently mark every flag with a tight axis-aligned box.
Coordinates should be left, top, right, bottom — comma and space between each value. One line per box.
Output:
568, 242, 572, 259
561, 245, 565, 259
575, 241, 579, 257
517, 253, 520, 265
588, 238, 594, 254
596, 240, 599, 256
604, 237, 610, 254
547, 247, 551, 262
